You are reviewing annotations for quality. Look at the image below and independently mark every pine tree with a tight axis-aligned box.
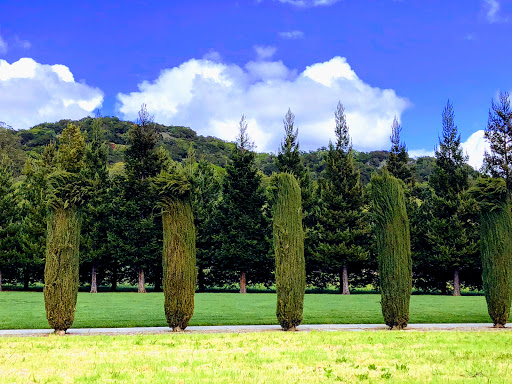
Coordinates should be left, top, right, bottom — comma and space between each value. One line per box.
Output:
370, 170, 412, 330
483, 92, 512, 193
471, 177, 512, 327
124, 104, 163, 293
154, 165, 196, 331
215, 115, 271, 293
426, 101, 474, 295
44, 123, 90, 334
270, 172, 305, 331
386, 117, 414, 187
81, 116, 109, 293
316, 102, 368, 294
276, 109, 303, 177
0, 156, 21, 291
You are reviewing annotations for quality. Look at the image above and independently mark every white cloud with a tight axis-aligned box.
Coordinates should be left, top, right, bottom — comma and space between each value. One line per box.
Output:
203, 50, 222, 62
277, 0, 340, 7
0, 58, 103, 130
462, 130, 489, 170
279, 30, 305, 39
409, 149, 435, 158
483, 0, 507, 23
0, 35, 7, 55
117, 56, 410, 153
254, 45, 277, 60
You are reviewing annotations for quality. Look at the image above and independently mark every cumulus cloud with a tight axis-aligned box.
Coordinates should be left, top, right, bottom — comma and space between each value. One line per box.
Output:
0, 58, 103, 130
462, 130, 490, 170
117, 56, 409, 153
279, 30, 305, 39
277, 0, 340, 7
0, 35, 7, 55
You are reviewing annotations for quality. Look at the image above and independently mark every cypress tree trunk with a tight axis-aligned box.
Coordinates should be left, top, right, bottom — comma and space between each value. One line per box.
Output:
162, 199, 196, 331
44, 207, 81, 334
138, 268, 146, 293
90, 265, 98, 293
341, 265, 350, 295
273, 173, 305, 331
480, 202, 512, 327
453, 269, 461, 296
371, 172, 412, 330
240, 272, 247, 294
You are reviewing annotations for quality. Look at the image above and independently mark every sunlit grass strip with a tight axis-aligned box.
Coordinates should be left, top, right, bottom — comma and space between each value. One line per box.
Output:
0, 331, 512, 383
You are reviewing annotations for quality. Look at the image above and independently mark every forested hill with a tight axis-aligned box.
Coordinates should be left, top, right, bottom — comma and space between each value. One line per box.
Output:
4, 116, 438, 183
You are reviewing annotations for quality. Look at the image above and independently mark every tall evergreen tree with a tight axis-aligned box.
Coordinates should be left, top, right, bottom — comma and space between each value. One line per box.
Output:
124, 104, 163, 292
154, 164, 196, 331
425, 101, 477, 295
387, 117, 414, 187
471, 177, 512, 327
275, 108, 316, 287
81, 116, 109, 293
0, 156, 21, 290
370, 170, 412, 330
191, 158, 222, 291
44, 123, 90, 334
270, 172, 305, 331
216, 115, 271, 293
483, 91, 512, 193
316, 102, 368, 294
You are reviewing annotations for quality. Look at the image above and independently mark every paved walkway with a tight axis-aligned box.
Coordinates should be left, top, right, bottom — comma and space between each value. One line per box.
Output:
0, 323, 509, 337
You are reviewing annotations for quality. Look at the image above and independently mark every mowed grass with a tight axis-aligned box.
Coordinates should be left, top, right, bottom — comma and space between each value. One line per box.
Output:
0, 292, 502, 329
1, 331, 512, 383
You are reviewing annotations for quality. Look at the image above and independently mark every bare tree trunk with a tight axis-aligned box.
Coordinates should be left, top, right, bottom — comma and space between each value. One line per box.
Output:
23, 269, 30, 290
341, 265, 350, 295
138, 268, 146, 293
90, 265, 98, 293
240, 271, 247, 294
453, 269, 461, 296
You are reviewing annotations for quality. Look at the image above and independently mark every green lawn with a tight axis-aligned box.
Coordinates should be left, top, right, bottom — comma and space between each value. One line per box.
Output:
0, 292, 501, 329
1, 331, 512, 383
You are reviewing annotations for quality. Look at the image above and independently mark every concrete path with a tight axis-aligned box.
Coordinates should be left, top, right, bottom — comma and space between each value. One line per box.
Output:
0, 323, 509, 337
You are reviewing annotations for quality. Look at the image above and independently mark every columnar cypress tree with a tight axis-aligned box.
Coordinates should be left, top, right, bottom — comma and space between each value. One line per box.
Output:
270, 172, 305, 331
154, 167, 196, 331
370, 170, 412, 330
471, 177, 512, 327
44, 123, 89, 334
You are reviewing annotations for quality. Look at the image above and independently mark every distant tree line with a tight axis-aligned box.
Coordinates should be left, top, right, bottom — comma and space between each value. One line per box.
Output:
2, 93, 512, 303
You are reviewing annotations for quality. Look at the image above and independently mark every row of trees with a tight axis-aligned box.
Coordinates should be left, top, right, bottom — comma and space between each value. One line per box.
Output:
1, 95, 512, 299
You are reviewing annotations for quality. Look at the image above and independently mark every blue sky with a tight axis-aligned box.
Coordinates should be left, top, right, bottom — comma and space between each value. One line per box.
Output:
1, 0, 511, 167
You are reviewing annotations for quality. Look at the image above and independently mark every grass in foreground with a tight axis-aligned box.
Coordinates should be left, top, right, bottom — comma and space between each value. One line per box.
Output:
1, 331, 512, 383
0, 292, 502, 329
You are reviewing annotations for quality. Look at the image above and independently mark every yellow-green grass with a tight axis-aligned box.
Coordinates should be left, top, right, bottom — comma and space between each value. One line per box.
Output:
0, 292, 503, 329
1, 331, 512, 383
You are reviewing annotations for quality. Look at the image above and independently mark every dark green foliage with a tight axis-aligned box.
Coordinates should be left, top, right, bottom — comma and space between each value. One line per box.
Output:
215, 116, 271, 290
483, 92, 512, 193
370, 171, 412, 329
154, 167, 196, 331
0, 126, 26, 176
413, 101, 479, 294
44, 123, 89, 333
386, 117, 415, 187
316, 102, 368, 293
276, 109, 303, 177
44, 207, 81, 332
471, 177, 512, 326
270, 173, 305, 330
